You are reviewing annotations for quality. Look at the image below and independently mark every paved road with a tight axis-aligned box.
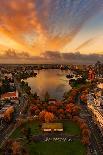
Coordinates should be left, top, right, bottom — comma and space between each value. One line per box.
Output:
81, 105, 103, 155
0, 78, 28, 146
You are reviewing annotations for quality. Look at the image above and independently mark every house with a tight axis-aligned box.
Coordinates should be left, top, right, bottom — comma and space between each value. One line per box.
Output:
0, 91, 19, 104
1, 91, 18, 100
48, 99, 57, 104
42, 123, 63, 132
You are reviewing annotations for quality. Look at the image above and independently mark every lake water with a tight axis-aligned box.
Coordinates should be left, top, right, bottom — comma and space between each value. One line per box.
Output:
25, 69, 72, 99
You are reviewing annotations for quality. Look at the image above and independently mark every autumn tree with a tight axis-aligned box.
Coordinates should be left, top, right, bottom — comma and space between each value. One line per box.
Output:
44, 112, 54, 123
39, 111, 54, 123
80, 123, 88, 130
12, 141, 21, 155
82, 128, 90, 137
4, 106, 14, 122
47, 105, 57, 113
81, 137, 90, 145
29, 105, 38, 115
39, 111, 46, 121
66, 103, 81, 118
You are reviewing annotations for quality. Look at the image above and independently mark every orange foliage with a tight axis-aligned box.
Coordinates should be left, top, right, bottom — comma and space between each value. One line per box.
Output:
39, 110, 46, 121
39, 111, 54, 123
66, 103, 80, 117
82, 128, 90, 137
12, 141, 21, 155
54, 101, 63, 107
80, 94, 87, 103
81, 137, 90, 145
45, 112, 54, 123
4, 106, 14, 121
47, 105, 57, 113
80, 123, 88, 130
30, 105, 38, 115
58, 109, 64, 114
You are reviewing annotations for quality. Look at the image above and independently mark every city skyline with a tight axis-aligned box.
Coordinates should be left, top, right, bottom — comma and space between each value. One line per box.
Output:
0, 0, 103, 63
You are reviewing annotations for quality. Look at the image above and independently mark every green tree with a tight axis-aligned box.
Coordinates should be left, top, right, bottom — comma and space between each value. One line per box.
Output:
44, 91, 50, 102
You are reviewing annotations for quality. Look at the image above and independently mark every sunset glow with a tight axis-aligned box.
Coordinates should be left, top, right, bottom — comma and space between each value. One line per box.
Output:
0, 0, 103, 63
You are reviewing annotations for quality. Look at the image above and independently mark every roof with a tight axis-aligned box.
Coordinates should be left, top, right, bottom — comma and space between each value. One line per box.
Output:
0, 105, 14, 118
1, 91, 18, 99
49, 99, 57, 101
42, 123, 63, 130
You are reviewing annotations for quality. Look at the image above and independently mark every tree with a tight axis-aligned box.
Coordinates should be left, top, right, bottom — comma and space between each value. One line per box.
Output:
3, 139, 13, 155
66, 103, 81, 118
44, 91, 50, 102
80, 123, 88, 130
44, 112, 54, 123
63, 91, 70, 100
30, 105, 38, 115
12, 141, 21, 155
47, 105, 57, 113
39, 111, 54, 123
80, 94, 87, 104
4, 106, 14, 122
82, 128, 90, 137
81, 137, 90, 145
33, 92, 39, 100
39, 111, 46, 121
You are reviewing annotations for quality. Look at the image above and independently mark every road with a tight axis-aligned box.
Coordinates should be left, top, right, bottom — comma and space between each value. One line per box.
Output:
81, 104, 103, 155
0, 78, 28, 146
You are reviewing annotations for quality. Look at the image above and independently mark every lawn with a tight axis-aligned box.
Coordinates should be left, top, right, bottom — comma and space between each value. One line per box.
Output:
27, 140, 86, 155
8, 121, 86, 155
63, 121, 80, 135
10, 120, 80, 139
10, 121, 42, 139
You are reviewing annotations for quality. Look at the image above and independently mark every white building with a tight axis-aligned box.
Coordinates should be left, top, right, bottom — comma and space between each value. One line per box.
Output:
87, 93, 103, 133
97, 83, 103, 89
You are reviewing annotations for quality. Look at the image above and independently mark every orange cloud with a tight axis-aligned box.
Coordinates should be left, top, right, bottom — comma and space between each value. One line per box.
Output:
0, 0, 47, 54
0, 0, 103, 56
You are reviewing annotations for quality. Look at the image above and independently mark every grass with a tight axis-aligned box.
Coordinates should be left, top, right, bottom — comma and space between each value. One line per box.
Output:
10, 121, 42, 139
8, 121, 86, 155
10, 120, 80, 139
63, 121, 80, 135
27, 140, 86, 155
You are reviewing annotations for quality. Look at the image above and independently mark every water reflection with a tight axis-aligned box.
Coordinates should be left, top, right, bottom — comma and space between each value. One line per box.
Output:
25, 69, 71, 99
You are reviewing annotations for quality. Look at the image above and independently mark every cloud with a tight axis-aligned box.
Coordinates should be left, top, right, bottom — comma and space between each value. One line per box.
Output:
76, 36, 103, 53
0, 50, 103, 64
0, 0, 103, 54
42, 51, 62, 59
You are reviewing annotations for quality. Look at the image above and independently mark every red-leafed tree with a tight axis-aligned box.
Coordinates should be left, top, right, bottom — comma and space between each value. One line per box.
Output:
44, 112, 54, 123
30, 105, 38, 115
39, 111, 54, 123
47, 105, 57, 113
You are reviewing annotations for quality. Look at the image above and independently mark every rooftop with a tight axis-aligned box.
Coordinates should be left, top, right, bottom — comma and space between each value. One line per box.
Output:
1, 91, 18, 99
42, 123, 63, 131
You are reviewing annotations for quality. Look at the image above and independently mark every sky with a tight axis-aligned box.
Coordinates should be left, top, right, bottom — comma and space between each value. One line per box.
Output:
0, 0, 103, 63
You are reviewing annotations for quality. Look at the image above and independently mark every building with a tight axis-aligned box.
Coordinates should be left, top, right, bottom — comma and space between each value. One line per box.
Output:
48, 99, 57, 104
1, 91, 18, 100
88, 69, 95, 81
88, 103, 103, 129
95, 61, 103, 77
42, 123, 63, 132
0, 91, 19, 104
87, 93, 103, 133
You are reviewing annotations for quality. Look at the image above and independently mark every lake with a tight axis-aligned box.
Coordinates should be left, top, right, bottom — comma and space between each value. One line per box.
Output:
25, 69, 72, 99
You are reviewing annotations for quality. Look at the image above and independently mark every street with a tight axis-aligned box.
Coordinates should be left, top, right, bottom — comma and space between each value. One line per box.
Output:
81, 105, 103, 155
